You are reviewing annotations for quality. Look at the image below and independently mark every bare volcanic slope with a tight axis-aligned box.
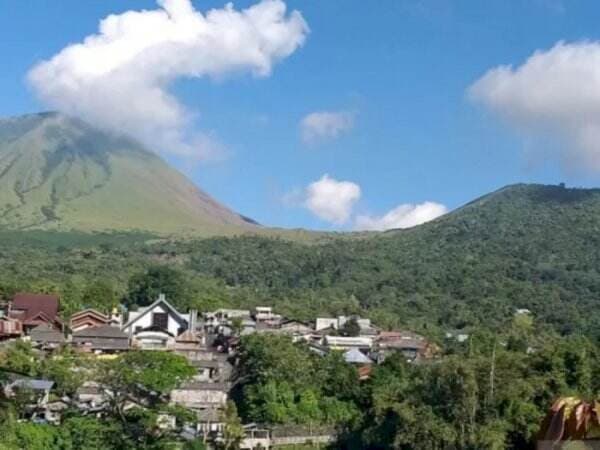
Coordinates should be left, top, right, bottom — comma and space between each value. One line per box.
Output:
0, 112, 258, 235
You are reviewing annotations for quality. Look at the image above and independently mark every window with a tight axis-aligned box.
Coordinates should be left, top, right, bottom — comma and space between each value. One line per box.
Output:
152, 312, 168, 330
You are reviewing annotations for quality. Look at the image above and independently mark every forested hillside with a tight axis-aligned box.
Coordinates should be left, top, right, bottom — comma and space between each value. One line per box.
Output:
1, 183, 600, 341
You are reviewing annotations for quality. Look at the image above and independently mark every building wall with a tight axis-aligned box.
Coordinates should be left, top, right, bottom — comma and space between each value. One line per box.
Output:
123, 304, 184, 336
315, 318, 338, 331
170, 389, 227, 408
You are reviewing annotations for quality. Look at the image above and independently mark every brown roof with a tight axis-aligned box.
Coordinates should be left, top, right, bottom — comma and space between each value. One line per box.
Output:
71, 309, 109, 322
11, 293, 59, 322
358, 365, 372, 380
377, 330, 425, 341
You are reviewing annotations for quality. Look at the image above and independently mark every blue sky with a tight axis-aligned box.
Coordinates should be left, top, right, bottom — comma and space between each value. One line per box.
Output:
2, 0, 600, 230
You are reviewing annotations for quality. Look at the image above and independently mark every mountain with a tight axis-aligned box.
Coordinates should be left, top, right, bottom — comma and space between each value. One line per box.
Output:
0, 112, 258, 235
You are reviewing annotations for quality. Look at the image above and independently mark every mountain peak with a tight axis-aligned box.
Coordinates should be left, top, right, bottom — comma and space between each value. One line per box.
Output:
0, 112, 257, 235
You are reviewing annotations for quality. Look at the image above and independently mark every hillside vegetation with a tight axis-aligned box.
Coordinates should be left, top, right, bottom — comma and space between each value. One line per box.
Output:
0, 183, 599, 342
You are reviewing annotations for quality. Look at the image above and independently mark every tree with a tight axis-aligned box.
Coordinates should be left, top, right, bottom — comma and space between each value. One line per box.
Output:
340, 317, 361, 337
60, 416, 123, 450
230, 317, 244, 337
81, 279, 117, 312
96, 351, 195, 419
40, 346, 86, 397
127, 265, 191, 308
184, 440, 208, 450
0, 340, 39, 376
219, 401, 245, 450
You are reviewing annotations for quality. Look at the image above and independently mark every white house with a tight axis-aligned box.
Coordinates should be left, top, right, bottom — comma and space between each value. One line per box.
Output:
121, 294, 190, 349
253, 306, 282, 323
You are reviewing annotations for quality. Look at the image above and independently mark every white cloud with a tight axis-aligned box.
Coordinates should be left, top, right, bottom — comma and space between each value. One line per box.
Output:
355, 202, 448, 231
300, 110, 354, 144
468, 41, 600, 172
304, 174, 361, 224
28, 0, 308, 161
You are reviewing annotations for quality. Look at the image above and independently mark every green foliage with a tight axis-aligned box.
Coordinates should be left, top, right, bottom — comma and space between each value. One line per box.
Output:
0, 340, 39, 376
39, 347, 88, 397
60, 416, 123, 450
97, 350, 195, 414
237, 335, 360, 427
126, 265, 191, 308
81, 279, 117, 312
340, 318, 360, 337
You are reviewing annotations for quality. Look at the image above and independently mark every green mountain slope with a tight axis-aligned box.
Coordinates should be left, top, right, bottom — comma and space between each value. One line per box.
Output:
0, 112, 258, 235
175, 183, 600, 338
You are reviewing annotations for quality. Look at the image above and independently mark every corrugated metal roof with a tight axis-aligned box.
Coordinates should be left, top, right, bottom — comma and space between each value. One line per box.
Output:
29, 323, 64, 343
73, 325, 128, 339
11, 378, 54, 391
343, 348, 373, 364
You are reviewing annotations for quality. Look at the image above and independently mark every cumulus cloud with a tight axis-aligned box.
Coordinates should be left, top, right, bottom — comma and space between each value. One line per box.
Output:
300, 110, 354, 144
303, 174, 361, 224
468, 41, 600, 172
355, 202, 448, 231
28, 0, 308, 160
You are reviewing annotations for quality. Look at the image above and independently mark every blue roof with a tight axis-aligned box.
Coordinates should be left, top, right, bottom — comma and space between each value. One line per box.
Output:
11, 378, 54, 391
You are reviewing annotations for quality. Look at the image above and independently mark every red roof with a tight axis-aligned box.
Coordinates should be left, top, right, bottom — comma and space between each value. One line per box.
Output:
11, 293, 60, 323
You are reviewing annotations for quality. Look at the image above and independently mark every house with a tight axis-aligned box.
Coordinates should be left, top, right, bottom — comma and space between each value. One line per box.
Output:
257, 319, 314, 342
0, 317, 23, 340
76, 382, 108, 410
204, 309, 251, 330
374, 331, 435, 363
9, 293, 62, 331
253, 306, 282, 324
323, 335, 373, 351
196, 408, 225, 438
170, 381, 230, 433
315, 318, 338, 331
3, 377, 54, 411
315, 315, 377, 335
29, 323, 65, 349
171, 329, 208, 361
276, 319, 314, 336
122, 294, 190, 350
70, 309, 110, 332
170, 382, 230, 409
72, 324, 130, 353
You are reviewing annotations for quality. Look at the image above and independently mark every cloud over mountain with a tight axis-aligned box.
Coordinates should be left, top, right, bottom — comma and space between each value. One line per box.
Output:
469, 41, 600, 172
300, 110, 355, 144
28, 0, 308, 160
303, 174, 361, 224
355, 201, 447, 231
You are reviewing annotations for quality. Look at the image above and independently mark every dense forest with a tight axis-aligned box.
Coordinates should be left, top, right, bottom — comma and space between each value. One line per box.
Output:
1, 184, 600, 342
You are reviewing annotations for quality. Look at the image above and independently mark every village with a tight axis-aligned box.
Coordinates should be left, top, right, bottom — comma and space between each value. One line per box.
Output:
0, 292, 439, 448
